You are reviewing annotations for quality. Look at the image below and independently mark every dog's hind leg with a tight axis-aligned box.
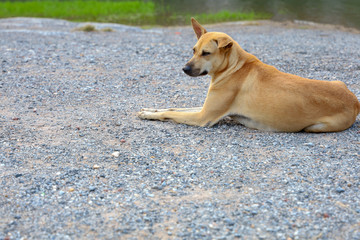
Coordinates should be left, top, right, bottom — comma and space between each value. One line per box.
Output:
303, 123, 329, 133
303, 114, 355, 133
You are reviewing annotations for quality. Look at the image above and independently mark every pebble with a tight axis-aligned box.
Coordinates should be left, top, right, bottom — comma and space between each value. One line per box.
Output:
58, 191, 65, 196
303, 142, 315, 147
152, 185, 163, 190
111, 151, 120, 157
224, 218, 235, 226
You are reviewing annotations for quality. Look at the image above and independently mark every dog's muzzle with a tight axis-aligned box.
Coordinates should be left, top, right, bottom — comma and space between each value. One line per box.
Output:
182, 64, 208, 77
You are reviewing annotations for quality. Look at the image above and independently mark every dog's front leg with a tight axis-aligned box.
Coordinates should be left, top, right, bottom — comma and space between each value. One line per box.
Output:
141, 107, 202, 113
138, 88, 235, 127
138, 108, 208, 126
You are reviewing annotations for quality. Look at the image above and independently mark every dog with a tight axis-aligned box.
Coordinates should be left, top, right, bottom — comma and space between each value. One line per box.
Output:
138, 18, 360, 132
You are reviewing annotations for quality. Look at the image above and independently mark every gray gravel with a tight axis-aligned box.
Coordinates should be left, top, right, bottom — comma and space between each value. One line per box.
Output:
1, 17, 360, 239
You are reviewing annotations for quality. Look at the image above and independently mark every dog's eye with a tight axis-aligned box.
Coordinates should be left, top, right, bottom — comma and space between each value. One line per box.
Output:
202, 51, 211, 56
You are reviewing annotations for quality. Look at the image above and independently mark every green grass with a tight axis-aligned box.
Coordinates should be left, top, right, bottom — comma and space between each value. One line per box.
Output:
158, 10, 272, 26
0, 1, 271, 26
193, 10, 272, 24
0, 1, 157, 25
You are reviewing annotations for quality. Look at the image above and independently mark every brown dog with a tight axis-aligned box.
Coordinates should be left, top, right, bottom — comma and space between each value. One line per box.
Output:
138, 18, 360, 132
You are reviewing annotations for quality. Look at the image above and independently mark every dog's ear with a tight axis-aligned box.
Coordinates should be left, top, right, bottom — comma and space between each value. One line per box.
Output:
215, 37, 233, 50
191, 18, 207, 39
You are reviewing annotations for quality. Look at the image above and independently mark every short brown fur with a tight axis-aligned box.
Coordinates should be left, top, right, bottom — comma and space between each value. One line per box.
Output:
138, 18, 360, 132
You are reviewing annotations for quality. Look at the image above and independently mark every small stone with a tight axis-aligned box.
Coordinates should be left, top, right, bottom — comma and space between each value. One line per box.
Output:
152, 185, 163, 190
68, 187, 75, 192
112, 151, 120, 157
235, 233, 242, 238
336, 187, 345, 193
93, 164, 100, 169
89, 186, 96, 192
224, 218, 235, 226
304, 142, 314, 147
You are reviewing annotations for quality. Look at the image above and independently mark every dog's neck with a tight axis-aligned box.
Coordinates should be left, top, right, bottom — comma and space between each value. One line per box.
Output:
210, 41, 253, 86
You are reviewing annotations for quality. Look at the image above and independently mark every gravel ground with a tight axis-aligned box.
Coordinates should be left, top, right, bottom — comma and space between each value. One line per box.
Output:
1, 17, 360, 240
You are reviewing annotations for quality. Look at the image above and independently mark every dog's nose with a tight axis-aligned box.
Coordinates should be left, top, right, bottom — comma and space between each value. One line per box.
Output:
182, 65, 192, 74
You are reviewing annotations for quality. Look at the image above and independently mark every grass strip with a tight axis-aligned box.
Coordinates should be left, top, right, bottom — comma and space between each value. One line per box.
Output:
0, 1, 271, 26
193, 10, 272, 24
0, 1, 156, 25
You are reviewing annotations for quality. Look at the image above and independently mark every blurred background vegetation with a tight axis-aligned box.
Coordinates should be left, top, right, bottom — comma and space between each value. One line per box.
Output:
0, 0, 359, 29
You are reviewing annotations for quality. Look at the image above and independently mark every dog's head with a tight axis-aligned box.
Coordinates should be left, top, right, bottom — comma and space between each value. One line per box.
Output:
183, 18, 234, 77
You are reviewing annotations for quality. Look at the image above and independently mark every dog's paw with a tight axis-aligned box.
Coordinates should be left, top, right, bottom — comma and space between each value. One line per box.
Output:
137, 110, 159, 120
137, 109, 166, 121
141, 108, 159, 112
137, 110, 148, 119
